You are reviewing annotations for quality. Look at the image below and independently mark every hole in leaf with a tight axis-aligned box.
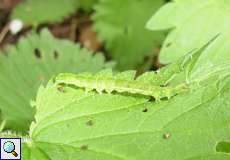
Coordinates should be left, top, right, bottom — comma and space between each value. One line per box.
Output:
86, 120, 94, 126
216, 141, 230, 153
34, 48, 42, 58
80, 145, 88, 150
142, 108, 148, 112
53, 50, 59, 59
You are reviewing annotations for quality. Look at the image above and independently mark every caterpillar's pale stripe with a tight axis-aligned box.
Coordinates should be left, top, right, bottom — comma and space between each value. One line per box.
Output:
55, 73, 188, 101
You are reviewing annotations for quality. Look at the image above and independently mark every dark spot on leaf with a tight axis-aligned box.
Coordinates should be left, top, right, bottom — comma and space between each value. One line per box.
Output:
34, 48, 41, 58
142, 108, 148, 112
80, 145, 88, 150
165, 42, 172, 47
86, 120, 94, 126
216, 141, 230, 153
163, 133, 171, 139
53, 50, 59, 59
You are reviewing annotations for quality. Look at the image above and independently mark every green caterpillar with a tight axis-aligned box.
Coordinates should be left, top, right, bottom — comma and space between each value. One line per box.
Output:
54, 35, 219, 100
54, 70, 188, 101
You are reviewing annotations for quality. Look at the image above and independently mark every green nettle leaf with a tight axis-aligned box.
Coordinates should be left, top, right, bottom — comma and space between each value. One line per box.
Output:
20, 51, 230, 159
147, 0, 230, 67
11, 0, 77, 26
93, 0, 165, 70
11, 0, 97, 25
0, 29, 111, 133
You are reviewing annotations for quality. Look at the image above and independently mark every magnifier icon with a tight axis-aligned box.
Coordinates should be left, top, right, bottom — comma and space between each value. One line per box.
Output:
3, 141, 18, 157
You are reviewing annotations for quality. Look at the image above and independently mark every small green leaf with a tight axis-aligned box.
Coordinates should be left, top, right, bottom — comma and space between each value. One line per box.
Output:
0, 29, 111, 133
93, 0, 165, 70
